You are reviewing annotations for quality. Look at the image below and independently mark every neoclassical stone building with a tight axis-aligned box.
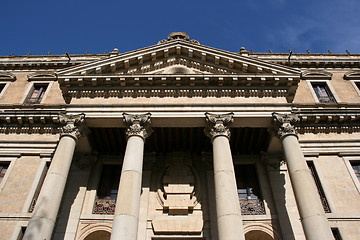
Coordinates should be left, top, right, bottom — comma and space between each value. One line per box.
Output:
0, 32, 359, 240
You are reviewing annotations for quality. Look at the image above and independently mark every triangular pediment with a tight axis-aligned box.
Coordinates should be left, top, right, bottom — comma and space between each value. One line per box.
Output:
57, 38, 301, 104
58, 40, 300, 77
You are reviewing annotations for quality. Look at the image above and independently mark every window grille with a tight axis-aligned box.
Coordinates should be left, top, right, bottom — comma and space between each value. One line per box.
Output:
0, 163, 9, 184
24, 83, 48, 104
235, 164, 265, 215
311, 82, 336, 103
29, 163, 49, 212
93, 164, 121, 214
351, 162, 360, 182
307, 161, 331, 213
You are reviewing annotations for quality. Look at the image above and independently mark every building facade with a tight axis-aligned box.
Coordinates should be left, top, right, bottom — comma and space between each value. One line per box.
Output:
0, 32, 359, 240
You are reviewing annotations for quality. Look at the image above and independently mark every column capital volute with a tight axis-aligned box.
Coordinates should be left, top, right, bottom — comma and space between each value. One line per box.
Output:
204, 112, 234, 140
59, 113, 89, 141
123, 112, 153, 140
272, 112, 299, 140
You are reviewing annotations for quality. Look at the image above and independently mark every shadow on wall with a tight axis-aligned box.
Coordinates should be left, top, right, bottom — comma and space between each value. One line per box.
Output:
84, 230, 110, 240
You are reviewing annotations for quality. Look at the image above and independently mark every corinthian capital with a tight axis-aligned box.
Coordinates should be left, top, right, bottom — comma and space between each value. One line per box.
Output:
123, 113, 152, 140
59, 113, 88, 140
272, 112, 299, 140
204, 112, 234, 140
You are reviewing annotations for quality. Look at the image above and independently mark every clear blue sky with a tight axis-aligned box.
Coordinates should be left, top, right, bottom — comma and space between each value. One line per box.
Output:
1, 0, 359, 56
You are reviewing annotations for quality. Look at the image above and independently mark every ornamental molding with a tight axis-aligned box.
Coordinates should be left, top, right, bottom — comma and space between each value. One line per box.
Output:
344, 70, 360, 80
0, 71, 16, 81
204, 112, 234, 140
59, 113, 88, 140
295, 109, 360, 134
272, 112, 299, 139
58, 39, 300, 77
0, 110, 64, 134
300, 69, 332, 80
123, 112, 152, 139
27, 71, 57, 81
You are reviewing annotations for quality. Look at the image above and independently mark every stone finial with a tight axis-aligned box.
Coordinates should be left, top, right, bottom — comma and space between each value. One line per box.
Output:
59, 113, 88, 140
204, 112, 234, 140
123, 112, 152, 140
272, 112, 299, 140
168, 32, 190, 41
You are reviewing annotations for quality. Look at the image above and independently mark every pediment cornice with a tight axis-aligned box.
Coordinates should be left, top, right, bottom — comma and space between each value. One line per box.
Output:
58, 40, 301, 77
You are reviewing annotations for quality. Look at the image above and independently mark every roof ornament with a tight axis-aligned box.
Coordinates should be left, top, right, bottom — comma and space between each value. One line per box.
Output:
158, 32, 200, 45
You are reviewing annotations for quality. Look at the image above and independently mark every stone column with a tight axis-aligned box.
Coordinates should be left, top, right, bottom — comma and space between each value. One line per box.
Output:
204, 113, 245, 240
111, 113, 152, 240
23, 114, 87, 240
272, 113, 333, 240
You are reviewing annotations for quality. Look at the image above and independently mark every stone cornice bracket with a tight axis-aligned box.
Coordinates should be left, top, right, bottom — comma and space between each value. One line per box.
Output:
204, 112, 234, 141
272, 112, 299, 140
59, 113, 88, 141
123, 112, 153, 140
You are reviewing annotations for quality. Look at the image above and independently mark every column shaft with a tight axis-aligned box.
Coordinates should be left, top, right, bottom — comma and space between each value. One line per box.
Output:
212, 136, 245, 240
110, 112, 152, 240
282, 135, 333, 240
23, 136, 76, 240
111, 136, 144, 240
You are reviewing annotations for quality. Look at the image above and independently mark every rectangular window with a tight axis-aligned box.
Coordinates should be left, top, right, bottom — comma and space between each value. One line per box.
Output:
351, 161, 360, 182
17, 227, 26, 240
24, 83, 48, 104
0, 163, 9, 184
0, 83, 6, 94
235, 164, 265, 215
29, 163, 49, 212
311, 82, 336, 103
355, 82, 360, 90
307, 161, 331, 213
93, 164, 122, 214
331, 228, 342, 240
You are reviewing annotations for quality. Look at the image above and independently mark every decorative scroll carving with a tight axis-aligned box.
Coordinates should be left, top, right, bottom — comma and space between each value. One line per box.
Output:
59, 113, 88, 140
123, 112, 152, 140
204, 112, 234, 140
240, 199, 266, 215
272, 113, 299, 140
93, 197, 116, 215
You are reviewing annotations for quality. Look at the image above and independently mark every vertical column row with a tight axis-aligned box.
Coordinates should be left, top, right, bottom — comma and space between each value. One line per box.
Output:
272, 113, 333, 240
110, 113, 152, 240
205, 113, 245, 240
24, 114, 88, 240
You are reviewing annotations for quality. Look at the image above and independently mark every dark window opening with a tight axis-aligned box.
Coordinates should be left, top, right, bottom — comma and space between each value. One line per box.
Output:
307, 161, 331, 213
93, 164, 122, 214
311, 82, 336, 103
25, 83, 48, 104
0, 163, 9, 184
17, 227, 26, 240
351, 161, 360, 182
0, 83, 6, 94
331, 228, 342, 240
235, 164, 265, 215
355, 82, 360, 91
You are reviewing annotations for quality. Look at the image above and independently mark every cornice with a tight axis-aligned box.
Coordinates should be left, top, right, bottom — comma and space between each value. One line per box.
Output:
294, 108, 360, 134
0, 110, 65, 134
58, 74, 299, 103
0, 71, 16, 81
